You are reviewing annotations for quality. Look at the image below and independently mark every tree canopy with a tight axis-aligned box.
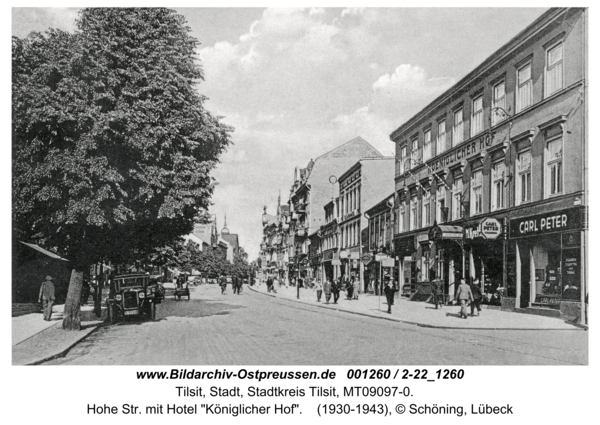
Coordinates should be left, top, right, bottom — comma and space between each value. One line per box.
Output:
13, 8, 232, 269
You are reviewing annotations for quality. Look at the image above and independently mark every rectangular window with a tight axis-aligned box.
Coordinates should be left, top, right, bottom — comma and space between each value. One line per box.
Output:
411, 137, 420, 168
546, 137, 563, 197
410, 196, 418, 231
452, 177, 463, 220
436, 184, 446, 224
437, 120, 446, 155
516, 62, 532, 113
516, 151, 532, 205
545, 42, 563, 97
492, 81, 506, 126
399, 145, 407, 174
399, 203, 406, 233
422, 190, 431, 227
423, 129, 432, 162
471, 169, 483, 216
491, 162, 506, 211
471, 95, 484, 137
452, 109, 463, 147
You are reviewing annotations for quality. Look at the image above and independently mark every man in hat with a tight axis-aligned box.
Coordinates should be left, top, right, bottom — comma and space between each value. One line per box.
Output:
38, 275, 56, 321
383, 274, 397, 314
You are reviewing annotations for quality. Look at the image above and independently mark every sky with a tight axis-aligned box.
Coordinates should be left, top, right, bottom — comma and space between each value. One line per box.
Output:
11, 6, 550, 261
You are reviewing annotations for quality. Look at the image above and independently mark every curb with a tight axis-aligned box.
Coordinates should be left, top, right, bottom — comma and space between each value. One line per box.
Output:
248, 286, 584, 331
22, 321, 103, 365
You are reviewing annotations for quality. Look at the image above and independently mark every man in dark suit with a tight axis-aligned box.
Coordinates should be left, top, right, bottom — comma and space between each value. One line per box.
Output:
431, 279, 444, 309
383, 274, 397, 314
38, 275, 55, 321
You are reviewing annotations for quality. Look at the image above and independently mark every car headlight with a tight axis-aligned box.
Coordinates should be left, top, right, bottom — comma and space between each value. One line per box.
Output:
115, 294, 122, 301
139, 292, 145, 299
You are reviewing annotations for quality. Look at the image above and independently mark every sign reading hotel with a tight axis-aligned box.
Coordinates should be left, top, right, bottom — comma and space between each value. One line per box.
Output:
428, 132, 496, 174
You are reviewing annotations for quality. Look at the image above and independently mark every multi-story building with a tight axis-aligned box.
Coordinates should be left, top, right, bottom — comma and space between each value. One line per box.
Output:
364, 194, 396, 295
337, 157, 396, 292
287, 137, 383, 283
319, 195, 341, 283
259, 197, 290, 281
390, 8, 587, 322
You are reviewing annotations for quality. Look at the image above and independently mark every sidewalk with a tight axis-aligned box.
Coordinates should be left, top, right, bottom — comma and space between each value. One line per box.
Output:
249, 284, 584, 331
12, 304, 104, 365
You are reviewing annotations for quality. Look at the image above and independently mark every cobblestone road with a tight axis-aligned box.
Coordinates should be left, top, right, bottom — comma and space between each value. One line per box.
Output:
45, 284, 587, 365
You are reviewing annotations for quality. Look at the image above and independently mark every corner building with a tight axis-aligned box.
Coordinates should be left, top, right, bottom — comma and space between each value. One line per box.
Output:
390, 8, 587, 322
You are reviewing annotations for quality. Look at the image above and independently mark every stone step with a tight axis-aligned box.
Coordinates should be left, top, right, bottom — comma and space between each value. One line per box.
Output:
515, 306, 562, 318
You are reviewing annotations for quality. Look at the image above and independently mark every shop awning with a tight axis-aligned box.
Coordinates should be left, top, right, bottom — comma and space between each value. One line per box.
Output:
429, 224, 464, 241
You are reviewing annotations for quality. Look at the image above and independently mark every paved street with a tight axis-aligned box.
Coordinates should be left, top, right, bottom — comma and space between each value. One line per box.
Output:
45, 284, 587, 365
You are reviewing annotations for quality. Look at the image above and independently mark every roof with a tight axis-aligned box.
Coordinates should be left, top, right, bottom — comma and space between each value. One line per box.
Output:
183, 233, 206, 247
262, 213, 279, 227
19, 241, 69, 262
221, 233, 239, 250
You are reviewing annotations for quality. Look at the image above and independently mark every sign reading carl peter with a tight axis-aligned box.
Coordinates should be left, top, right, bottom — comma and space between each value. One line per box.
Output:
509, 207, 584, 238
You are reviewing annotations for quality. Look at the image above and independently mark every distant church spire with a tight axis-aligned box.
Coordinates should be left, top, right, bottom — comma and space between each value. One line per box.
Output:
221, 213, 230, 235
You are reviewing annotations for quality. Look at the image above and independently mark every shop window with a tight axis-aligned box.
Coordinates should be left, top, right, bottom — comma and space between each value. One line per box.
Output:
452, 108, 464, 147
516, 151, 532, 205
491, 162, 506, 211
546, 136, 563, 197
436, 185, 446, 223
492, 80, 506, 126
423, 128, 432, 162
545, 41, 563, 97
470, 169, 483, 216
452, 177, 463, 220
471, 95, 484, 137
516, 62, 532, 113
437, 119, 446, 155
422, 190, 431, 227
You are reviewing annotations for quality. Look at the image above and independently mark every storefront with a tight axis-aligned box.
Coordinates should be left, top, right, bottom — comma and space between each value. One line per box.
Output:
463, 216, 507, 306
428, 224, 464, 301
509, 206, 585, 320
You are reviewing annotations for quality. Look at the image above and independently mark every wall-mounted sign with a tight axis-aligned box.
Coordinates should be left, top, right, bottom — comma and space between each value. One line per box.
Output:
361, 253, 373, 265
427, 132, 496, 174
509, 207, 583, 238
479, 218, 502, 239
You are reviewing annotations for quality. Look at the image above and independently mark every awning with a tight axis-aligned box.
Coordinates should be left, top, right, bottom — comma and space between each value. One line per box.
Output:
428, 224, 464, 241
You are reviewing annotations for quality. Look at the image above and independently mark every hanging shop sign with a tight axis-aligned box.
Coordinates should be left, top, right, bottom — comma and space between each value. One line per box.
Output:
509, 207, 584, 238
381, 257, 395, 267
465, 217, 502, 240
361, 253, 373, 265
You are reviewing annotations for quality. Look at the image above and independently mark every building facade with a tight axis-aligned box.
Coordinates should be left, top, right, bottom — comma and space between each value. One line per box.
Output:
337, 157, 396, 292
286, 137, 384, 283
390, 8, 587, 322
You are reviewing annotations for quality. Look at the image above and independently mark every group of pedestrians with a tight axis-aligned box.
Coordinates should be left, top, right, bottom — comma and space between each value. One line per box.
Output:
454, 278, 483, 319
219, 273, 243, 295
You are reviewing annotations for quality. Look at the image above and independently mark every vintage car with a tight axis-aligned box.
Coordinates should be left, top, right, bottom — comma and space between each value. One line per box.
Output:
174, 275, 190, 300
106, 273, 164, 323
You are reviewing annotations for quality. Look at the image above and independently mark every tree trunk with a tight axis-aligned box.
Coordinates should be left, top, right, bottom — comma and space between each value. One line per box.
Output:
62, 269, 83, 330
94, 263, 103, 318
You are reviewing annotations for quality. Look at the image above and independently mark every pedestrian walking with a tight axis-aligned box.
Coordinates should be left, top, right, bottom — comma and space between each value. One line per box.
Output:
220, 273, 227, 295
323, 279, 332, 304
469, 279, 483, 316
455, 279, 474, 319
332, 278, 341, 304
38, 275, 55, 321
383, 275, 397, 314
314, 278, 323, 302
81, 279, 91, 305
352, 273, 359, 300
345, 276, 353, 300
232, 275, 240, 295
431, 278, 444, 309
266, 275, 273, 293
273, 275, 279, 290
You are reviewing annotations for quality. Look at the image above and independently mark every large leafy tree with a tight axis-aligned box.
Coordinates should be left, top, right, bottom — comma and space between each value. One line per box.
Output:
13, 8, 232, 330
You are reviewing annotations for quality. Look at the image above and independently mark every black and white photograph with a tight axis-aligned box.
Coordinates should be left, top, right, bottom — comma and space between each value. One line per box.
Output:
6, 3, 594, 423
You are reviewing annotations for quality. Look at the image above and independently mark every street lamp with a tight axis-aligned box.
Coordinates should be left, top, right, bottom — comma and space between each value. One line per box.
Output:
296, 245, 301, 299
